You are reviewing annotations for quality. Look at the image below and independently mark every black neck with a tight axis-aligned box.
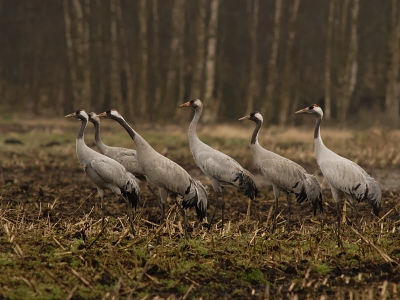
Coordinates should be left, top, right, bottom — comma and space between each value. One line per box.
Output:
115, 117, 136, 140
77, 119, 87, 140
93, 121, 102, 143
314, 115, 321, 139
251, 120, 262, 144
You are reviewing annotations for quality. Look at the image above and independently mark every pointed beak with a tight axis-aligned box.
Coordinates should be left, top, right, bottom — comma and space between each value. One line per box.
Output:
98, 112, 107, 118
65, 112, 75, 118
295, 107, 309, 114
177, 101, 191, 108
239, 115, 250, 121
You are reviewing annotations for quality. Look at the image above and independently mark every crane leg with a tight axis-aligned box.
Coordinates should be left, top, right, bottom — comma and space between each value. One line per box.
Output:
221, 193, 225, 229
146, 184, 158, 200
121, 195, 136, 235
331, 186, 343, 247
173, 198, 188, 238
271, 186, 280, 232
285, 193, 292, 231
97, 189, 106, 229
353, 205, 361, 232
207, 193, 219, 230
271, 196, 279, 232
159, 188, 168, 221
346, 195, 361, 232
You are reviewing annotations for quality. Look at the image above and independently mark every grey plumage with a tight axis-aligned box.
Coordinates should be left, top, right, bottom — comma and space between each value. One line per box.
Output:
178, 99, 259, 227
65, 109, 140, 229
239, 111, 323, 216
295, 104, 381, 223
98, 109, 208, 221
88, 112, 157, 197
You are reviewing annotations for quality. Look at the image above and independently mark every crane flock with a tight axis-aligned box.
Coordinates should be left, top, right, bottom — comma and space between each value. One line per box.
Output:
65, 102, 382, 234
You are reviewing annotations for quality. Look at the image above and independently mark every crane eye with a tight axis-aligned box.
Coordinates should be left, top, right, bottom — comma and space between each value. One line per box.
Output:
308, 105, 314, 110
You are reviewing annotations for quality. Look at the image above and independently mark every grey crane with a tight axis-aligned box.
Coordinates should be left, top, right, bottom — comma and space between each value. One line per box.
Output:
65, 109, 140, 232
178, 99, 259, 229
87, 112, 157, 198
239, 111, 323, 227
98, 109, 208, 227
295, 104, 381, 229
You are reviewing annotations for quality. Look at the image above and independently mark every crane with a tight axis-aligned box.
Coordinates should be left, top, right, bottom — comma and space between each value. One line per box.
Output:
65, 109, 140, 233
98, 109, 208, 230
295, 104, 381, 230
87, 112, 157, 199
178, 99, 259, 229
239, 111, 323, 228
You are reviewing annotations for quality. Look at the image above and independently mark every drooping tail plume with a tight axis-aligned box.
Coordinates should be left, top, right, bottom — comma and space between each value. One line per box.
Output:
239, 169, 259, 200
182, 179, 208, 221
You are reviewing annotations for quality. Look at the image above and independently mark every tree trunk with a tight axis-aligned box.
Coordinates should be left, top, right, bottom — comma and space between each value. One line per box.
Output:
337, 0, 359, 122
190, 0, 207, 100
62, 0, 91, 110
137, 0, 148, 120
152, 0, 162, 115
165, 0, 184, 120
385, 0, 400, 128
324, 0, 335, 120
94, 0, 106, 108
115, 0, 135, 119
278, 0, 300, 125
246, 0, 259, 114
261, 0, 282, 124
110, 0, 123, 110
63, 0, 79, 108
202, 0, 219, 123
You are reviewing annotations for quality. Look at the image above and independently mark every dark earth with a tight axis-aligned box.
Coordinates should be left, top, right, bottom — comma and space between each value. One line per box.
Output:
0, 122, 399, 299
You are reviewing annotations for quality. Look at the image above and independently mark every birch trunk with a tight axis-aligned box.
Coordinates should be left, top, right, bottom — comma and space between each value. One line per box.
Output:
165, 0, 184, 120
94, 0, 106, 108
63, 0, 79, 108
261, 0, 282, 124
278, 0, 300, 125
190, 0, 207, 100
202, 0, 219, 123
138, 0, 148, 119
337, 0, 359, 122
115, 0, 135, 118
324, 0, 335, 120
246, 0, 259, 114
110, 0, 123, 110
385, 0, 400, 128
152, 0, 162, 111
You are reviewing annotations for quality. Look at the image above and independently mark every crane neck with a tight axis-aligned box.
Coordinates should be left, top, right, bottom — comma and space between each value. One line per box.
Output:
114, 117, 136, 141
313, 113, 327, 158
251, 119, 262, 145
113, 117, 151, 150
77, 118, 87, 141
188, 106, 202, 144
314, 114, 322, 140
92, 121, 107, 152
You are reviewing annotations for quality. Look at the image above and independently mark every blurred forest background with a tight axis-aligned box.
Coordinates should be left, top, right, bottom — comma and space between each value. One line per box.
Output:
0, 0, 399, 127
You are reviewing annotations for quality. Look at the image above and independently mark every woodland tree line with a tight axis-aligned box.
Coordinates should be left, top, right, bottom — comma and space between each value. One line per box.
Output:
0, 0, 399, 126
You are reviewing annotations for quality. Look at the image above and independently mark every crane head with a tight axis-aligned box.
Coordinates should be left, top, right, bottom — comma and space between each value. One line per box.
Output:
177, 98, 203, 109
295, 104, 323, 116
65, 109, 88, 121
239, 111, 263, 123
88, 112, 100, 123
98, 109, 124, 121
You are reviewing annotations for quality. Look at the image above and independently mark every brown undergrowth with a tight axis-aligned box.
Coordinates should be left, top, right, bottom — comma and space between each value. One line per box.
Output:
0, 119, 399, 299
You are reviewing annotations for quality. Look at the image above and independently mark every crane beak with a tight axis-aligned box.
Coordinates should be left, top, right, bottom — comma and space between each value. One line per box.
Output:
238, 115, 250, 121
65, 112, 76, 118
295, 107, 309, 114
97, 112, 107, 118
177, 102, 191, 108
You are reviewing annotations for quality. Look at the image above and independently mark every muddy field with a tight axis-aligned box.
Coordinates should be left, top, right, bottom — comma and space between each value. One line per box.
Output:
0, 118, 399, 299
